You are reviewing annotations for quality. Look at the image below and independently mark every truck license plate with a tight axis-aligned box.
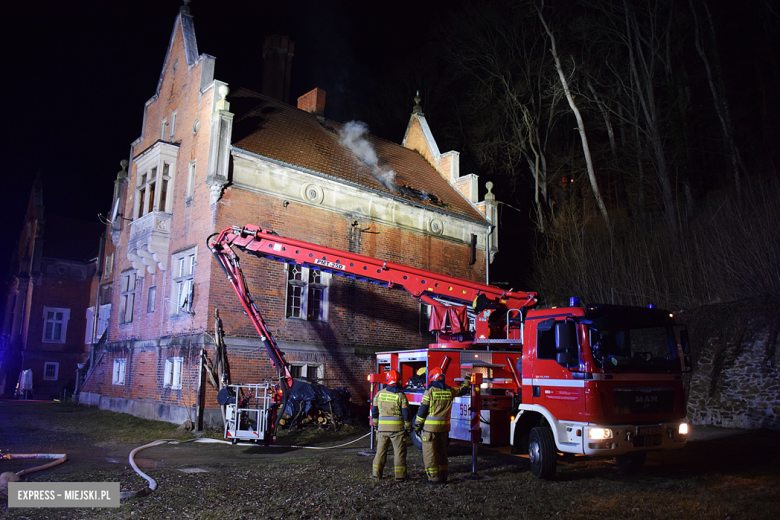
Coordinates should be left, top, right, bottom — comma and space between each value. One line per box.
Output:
638, 426, 662, 436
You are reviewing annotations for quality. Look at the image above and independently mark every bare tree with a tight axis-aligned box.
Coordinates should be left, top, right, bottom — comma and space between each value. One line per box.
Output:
536, 1, 611, 228
689, 0, 749, 200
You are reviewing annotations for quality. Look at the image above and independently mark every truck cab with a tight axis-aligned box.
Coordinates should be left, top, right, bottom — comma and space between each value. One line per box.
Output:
512, 303, 690, 478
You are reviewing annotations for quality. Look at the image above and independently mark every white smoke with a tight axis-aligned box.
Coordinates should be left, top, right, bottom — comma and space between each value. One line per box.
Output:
338, 121, 397, 192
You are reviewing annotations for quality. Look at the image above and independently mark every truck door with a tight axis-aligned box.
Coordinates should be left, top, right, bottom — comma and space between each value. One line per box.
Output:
531, 318, 584, 422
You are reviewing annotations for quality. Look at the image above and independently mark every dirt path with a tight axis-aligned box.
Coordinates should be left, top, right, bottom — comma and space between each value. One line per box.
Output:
3, 401, 780, 519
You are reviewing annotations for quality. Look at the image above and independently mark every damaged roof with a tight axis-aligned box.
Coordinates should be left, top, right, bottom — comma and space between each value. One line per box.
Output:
229, 89, 486, 222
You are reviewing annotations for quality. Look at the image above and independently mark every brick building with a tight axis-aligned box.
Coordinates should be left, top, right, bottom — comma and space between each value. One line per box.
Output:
0, 179, 104, 399
78, 3, 501, 427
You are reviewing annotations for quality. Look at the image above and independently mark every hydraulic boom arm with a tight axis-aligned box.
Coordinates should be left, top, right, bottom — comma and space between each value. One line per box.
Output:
208, 224, 536, 336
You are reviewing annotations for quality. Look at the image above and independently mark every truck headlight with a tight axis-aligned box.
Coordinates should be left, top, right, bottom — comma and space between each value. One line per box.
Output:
588, 428, 613, 440
678, 423, 689, 435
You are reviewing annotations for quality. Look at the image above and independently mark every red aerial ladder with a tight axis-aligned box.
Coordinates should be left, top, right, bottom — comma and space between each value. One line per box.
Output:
209, 225, 690, 479
208, 224, 538, 344
207, 224, 536, 433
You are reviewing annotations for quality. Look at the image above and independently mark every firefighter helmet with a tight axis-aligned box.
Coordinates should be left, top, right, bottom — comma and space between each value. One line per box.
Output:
385, 369, 400, 386
429, 367, 444, 382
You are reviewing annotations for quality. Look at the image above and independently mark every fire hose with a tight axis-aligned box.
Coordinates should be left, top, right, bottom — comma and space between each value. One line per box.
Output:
121, 432, 372, 499
1, 453, 68, 497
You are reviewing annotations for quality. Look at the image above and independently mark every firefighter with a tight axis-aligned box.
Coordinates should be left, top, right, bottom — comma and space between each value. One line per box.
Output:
414, 368, 472, 485
371, 369, 411, 481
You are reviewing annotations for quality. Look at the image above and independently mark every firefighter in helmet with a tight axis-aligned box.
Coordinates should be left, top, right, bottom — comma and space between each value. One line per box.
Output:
414, 367, 472, 484
371, 369, 411, 481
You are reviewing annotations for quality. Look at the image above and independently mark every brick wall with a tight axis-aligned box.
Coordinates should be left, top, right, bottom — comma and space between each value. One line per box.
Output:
84, 16, 488, 426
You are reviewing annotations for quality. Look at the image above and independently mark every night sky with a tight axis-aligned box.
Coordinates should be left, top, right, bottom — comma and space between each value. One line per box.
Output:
0, 0, 465, 284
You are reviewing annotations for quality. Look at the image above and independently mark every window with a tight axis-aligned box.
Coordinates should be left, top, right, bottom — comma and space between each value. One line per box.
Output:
104, 252, 114, 280
113, 359, 127, 385
286, 265, 329, 321
536, 319, 557, 360
136, 168, 156, 217
85, 304, 111, 344
135, 163, 173, 218
164, 357, 184, 389
147, 286, 157, 313
171, 248, 196, 314
160, 117, 167, 140
186, 160, 196, 199
99, 284, 113, 305
289, 363, 323, 380
42, 306, 70, 343
43, 362, 59, 381
169, 110, 177, 139
119, 271, 137, 324
132, 141, 178, 219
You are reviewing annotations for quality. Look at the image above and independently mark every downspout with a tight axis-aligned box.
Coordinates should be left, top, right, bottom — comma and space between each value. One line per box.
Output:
485, 225, 493, 285
195, 347, 205, 432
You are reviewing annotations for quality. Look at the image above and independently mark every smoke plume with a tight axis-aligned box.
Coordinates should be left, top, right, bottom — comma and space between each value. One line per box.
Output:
338, 121, 397, 192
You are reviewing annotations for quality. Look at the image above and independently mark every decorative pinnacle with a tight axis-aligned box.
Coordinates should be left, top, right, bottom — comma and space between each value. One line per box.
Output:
117, 160, 128, 180
181, 0, 192, 14
485, 181, 495, 202
413, 90, 423, 115
216, 85, 230, 111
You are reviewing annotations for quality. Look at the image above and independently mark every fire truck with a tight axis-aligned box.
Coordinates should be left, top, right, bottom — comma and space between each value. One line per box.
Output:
209, 225, 691, 479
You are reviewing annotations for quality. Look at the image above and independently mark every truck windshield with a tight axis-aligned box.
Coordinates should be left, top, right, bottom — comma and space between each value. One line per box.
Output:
589, 324, 677, 372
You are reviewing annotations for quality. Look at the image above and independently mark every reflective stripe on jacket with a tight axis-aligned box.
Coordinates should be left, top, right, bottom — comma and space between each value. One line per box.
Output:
414, 380, 469, 433
372, 387, 410, 432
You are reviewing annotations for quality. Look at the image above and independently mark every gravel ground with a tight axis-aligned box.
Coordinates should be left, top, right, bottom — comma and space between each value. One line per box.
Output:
2, 400, 780, 519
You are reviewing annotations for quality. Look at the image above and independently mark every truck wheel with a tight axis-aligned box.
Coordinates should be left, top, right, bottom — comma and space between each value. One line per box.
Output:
411, 429, 423, 451
528, 427, 557, 479
615, 451, 646, 471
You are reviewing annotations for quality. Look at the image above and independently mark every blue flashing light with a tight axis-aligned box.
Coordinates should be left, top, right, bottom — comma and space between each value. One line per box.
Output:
648, 303, 656, 309
570, 297, 582, 307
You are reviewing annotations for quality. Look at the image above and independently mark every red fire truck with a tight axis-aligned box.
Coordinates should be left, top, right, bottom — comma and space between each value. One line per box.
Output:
209, 225, 691, 479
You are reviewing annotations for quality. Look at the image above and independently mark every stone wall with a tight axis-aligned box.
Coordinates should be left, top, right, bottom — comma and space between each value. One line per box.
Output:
678, 297, 780, 430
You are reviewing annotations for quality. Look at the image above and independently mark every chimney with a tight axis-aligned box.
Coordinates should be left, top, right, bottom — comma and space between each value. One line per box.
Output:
262, 35, 295, 103
297, 88, 327, 118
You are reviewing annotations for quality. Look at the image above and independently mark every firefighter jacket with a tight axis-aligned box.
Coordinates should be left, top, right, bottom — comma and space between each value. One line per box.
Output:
372, 385, 411, 432
414, 379, 470, 433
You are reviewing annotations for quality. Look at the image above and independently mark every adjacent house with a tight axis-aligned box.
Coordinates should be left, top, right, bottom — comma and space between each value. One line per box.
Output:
0, 179, 104, 399
78, 3, 501, 427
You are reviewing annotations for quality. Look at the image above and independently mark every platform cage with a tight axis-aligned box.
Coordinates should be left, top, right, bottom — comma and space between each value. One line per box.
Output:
223, 383, 274, 444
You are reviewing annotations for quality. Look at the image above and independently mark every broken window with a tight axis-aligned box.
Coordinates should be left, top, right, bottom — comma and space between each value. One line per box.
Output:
164, 357, 184, 389
113, 359, 126, 385
286, 265, 329, 321
289, 362, 324, 380
171, 248, 196, 315
119, 271, 137, 324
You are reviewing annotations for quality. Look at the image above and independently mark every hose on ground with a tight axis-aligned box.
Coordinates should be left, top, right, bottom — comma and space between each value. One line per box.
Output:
122, 432, 372, 499
1, 453, 68, 476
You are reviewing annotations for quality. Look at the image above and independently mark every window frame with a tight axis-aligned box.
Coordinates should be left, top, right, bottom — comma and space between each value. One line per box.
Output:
113, 359, 127, 385
42, 306, 70, 343
289, 362, 324, 381
164, 357, 184, 390
171, 248, 196, 315
43, 362, 59, 381
285, 265, 329, 321
147, 286, 157, 313
103, 252, 114, 280
119, 271, 137, 324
